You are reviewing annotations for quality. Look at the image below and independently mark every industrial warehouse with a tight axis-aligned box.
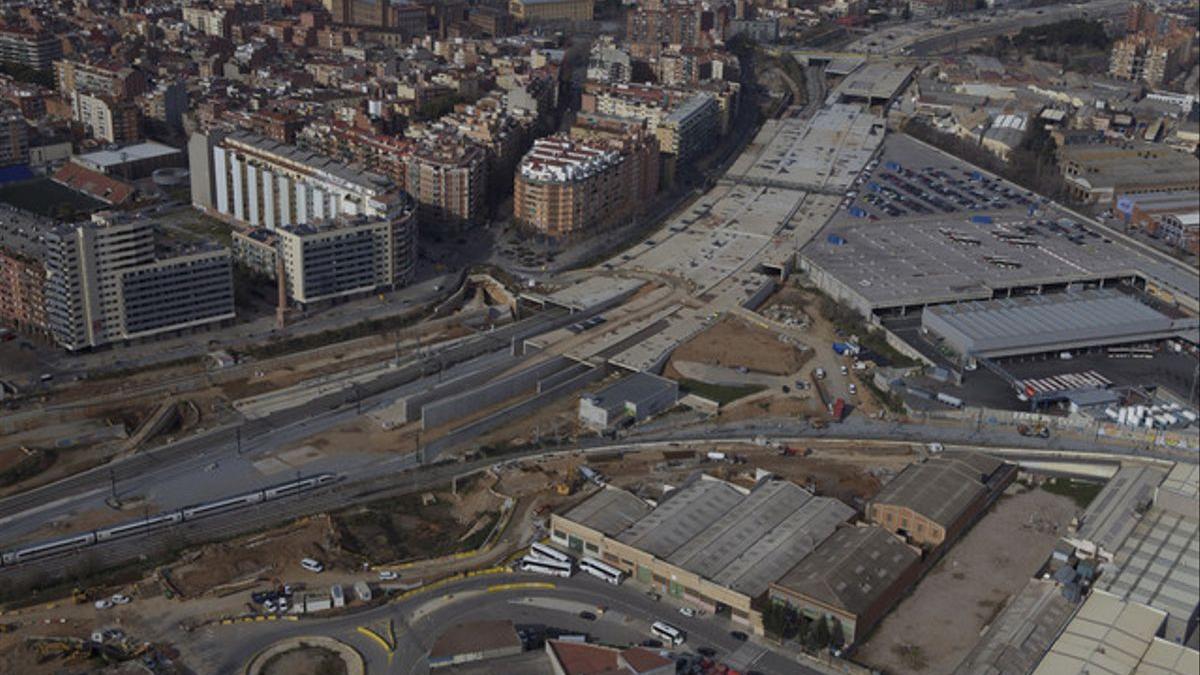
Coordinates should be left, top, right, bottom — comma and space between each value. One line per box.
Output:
550, 474, 855, 633
549, 451, 1017, 642
921, 290, 1199, 361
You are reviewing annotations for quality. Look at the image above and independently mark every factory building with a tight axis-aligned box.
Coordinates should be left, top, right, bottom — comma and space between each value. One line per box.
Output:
550, 475, 855, 634
769, 525, 922, 645
868, 451, 1017, 550
578, 372, 678, 430
921, 290, 1199, 362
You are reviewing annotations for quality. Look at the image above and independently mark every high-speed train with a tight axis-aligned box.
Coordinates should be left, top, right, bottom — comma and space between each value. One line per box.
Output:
0, 473, 338, 567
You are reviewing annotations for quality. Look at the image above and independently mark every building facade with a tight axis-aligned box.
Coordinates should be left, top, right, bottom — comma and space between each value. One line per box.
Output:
405, 137, 488, 232
40, 213, 234, 350
514, 135, 625, 239
509, 0, 593, 22
0, 28, 62, 71
70, 92, 141, 144
0, 104, 29, 167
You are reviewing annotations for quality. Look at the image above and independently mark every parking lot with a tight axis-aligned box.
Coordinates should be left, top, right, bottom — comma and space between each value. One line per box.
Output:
835, 135, 1040, 223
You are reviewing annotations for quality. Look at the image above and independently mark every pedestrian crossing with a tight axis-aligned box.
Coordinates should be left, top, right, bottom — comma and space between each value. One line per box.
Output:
1017, 370, 1111, 396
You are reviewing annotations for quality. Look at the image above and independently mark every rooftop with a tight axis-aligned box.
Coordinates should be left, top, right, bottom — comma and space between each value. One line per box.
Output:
833, 62, 914, 104
1069, 465, 1166, 558
224, 130, 392, 194
921, 290, 1197, 358
772, 525, 921, 616
871, 452, 1007, 530
587, 474, 855, 598
583, 372, 677, 414
1032, 590, 1197, 675
74, 141, 181, 169
561, 486, 652, 537
519, 136, 621, 184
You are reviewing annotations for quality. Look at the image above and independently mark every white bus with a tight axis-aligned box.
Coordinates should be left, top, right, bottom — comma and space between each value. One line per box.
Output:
580, 556, 624, 585
518, 556, 573, 578
530, 542, 573, 565
651, 621, 686, 646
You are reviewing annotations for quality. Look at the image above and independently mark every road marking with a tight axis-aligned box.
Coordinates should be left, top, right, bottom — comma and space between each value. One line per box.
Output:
356, 625, 395, 665
487, 582, 555, 592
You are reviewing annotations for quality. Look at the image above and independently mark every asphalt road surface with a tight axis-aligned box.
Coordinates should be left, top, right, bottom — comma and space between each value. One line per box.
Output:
188, 572, 820, 675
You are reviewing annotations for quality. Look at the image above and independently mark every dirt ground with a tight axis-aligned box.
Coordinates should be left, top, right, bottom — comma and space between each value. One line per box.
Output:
261, 645, 348, 675
856, 486, 1080, 675
166, 517, 343, 598
717, 391, 823, 422
665, 317, 808, 377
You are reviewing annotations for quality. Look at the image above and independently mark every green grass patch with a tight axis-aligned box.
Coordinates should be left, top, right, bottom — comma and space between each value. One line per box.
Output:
1041, 478, 1104, 509
679, 379, 765, 405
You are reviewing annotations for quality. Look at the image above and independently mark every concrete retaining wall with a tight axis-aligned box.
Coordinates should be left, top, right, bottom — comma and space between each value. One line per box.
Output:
429, 366, 606, 457
537, 363, 594, 393
397, 354, 521, 423
421, 356, 573, 430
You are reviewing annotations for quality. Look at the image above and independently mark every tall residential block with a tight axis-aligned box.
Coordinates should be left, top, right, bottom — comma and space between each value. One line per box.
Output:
0, 27, 62, 70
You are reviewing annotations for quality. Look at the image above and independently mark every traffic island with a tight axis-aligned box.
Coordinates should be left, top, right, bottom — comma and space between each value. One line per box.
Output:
245, 636, 364, 675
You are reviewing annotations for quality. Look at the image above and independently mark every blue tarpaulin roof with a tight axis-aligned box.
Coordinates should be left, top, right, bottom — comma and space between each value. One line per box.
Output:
0, 165, 34, 185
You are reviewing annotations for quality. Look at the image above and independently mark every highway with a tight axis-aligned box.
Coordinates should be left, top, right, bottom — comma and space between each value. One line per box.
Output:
906, 0, 1128, 56
186, 572, 819, 675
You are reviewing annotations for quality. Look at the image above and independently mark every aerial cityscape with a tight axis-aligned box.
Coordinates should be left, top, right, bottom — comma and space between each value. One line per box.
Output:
0, 0, 1197, 673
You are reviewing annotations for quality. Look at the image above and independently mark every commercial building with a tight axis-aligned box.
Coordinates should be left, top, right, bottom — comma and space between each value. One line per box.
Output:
515, 135, 626, 239
231, 202, 417, 305
550, 475, 855, 633
832, 62, 915, 110
0, 27, 62, 71
1058, 140, 1199, 204
769, 525, 922, 645
1086, 462, 1200, 644
36, 212, 233, 350
1065, 465, 1166, 563
920, 290, 1198, 362
577, 372, 678, 430
72, 141, 183, 180
868, 452, 1017, 550
509, 0, 593, 22
1032, 590, 1198, 675
405, 136, 488, 232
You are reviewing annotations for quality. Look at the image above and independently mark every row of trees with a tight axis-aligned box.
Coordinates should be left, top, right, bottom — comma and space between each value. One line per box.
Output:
761, 602, 846, 653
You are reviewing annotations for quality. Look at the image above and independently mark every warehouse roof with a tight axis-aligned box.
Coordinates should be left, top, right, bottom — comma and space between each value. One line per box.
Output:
921, 290, 1195, 358
74, 141, 181, 170
871, 452, 1007, 530
1032, 591, 1195, 675
772, 525, 920, 617
834, 62, 914, 104
569, 474, 854, 599
582, 372, 678, 416
1069, 465, 1166, 559
561, 486, 651, 537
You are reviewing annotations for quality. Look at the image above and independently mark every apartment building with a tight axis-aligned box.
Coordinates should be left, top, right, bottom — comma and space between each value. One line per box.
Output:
1108, 31, 1193, 88
405, 136, 488, 232
0, 27, 62, 71
70, 91, 141, 144
509, 0, 594, 22
515, 135, 625, 239
38, 212, 234, 350
232, 204, 417, 305
0, 103, 29, 167
0, 208, 52, 338
54, 59, 147, 100
570, 113, 660, 204
655, 92, 718, 164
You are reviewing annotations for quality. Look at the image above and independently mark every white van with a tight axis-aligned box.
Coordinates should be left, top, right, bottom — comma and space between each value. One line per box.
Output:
300, 558, 325, 573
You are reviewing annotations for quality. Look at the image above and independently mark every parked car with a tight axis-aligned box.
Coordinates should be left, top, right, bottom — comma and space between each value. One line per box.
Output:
730, 631, 749, 642
300, 558, 325, 573
379, 570, 399, 581
579, 611, 597, 621
679, 607, 697, 618
110, 594, 131, 605
93, 599, 113, 610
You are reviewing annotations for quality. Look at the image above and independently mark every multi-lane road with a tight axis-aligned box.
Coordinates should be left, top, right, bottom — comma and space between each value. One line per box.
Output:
187, 572, 818, 675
